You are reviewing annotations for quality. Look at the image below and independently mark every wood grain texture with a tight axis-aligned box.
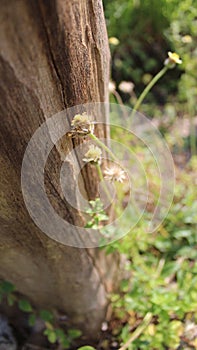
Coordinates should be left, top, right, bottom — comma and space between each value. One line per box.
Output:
0, 0, 117, 338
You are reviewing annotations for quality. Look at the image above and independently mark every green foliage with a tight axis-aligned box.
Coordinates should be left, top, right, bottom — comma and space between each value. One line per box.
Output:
0, 280, 81, 349
28, 313, 36, 327
44, 327, 82, 349
0, 280, 15, 294
85, 198, 109, 229
104, 0, 182, 102
18, 299, 33, 312
109, 158, 197, 349
44, 327, 57, 344
0, 280, 16, 305
39, 309, 54, 323
165, 0, 197, 155
77, 345, 96, 350
77, 347, 96, 350
105, 0, 197, 127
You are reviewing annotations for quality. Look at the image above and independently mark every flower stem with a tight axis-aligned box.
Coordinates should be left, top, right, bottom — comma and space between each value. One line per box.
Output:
131, 65, 169, 118
112, 90, 124, 105
89, 133, 117, 161
95, 163, 112, 203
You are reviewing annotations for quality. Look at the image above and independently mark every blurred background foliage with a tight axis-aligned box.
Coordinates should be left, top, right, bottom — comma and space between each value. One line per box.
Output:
100, 1, 197, 349
104, 0, 197, 123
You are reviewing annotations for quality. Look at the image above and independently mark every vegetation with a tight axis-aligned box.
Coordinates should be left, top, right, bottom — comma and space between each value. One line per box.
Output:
0, 280, 82, 348
81, 1, 197, 348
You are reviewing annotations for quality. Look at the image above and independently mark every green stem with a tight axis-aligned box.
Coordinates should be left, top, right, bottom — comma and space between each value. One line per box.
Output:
89, 133, 117, 161
118, 312, 153, 350
91, 134, 141, 218
131, 65, 169, 118
95, 163, 112, 203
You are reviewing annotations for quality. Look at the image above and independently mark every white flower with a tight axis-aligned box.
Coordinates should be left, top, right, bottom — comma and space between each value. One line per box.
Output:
119, 81, 134, 94
104, 166, 126, 183
83, 145, 102, 165
109, 81, 116, 93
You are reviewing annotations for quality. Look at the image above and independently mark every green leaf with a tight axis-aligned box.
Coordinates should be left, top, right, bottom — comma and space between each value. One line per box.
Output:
55, 328, 65, 338
174, 230, 191, 238
61, 338, 70, 348
18, 299, 33, 312
45, 322, 53, 330
0, 281, 15, 294
77, 347, 96, 350
97, 214, 109, 221
67, 328, 82, 339
7, 293, 15, 306
47, 330, 57, 344
55, 329, 71, 348
28, 314, 36, 326
39, 309, 54, 322
85, 221, 94, 228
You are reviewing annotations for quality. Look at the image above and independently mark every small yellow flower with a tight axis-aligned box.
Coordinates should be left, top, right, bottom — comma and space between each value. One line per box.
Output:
109, 37, 119, 46
168, 52, 182, 64
104, 166, 126, 183
165, 52, 182, 68
83, 145, 102, 165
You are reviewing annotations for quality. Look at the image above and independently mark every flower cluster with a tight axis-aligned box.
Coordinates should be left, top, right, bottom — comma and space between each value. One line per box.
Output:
164, 51, 182, 68
69, 114, 126, 183
82, 145, 126, 182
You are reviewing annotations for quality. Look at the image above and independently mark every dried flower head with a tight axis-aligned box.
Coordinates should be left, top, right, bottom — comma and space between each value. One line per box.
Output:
164, 52, 182, 68
104, 166, 126, 183
83, 145, 102, 165
70, 113, 94, 137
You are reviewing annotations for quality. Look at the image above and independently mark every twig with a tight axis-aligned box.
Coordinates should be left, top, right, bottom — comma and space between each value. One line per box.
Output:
118, 312, 152, 350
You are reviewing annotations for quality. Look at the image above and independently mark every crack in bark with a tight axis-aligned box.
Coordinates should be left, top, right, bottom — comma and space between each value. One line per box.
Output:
37, 1, 67, 110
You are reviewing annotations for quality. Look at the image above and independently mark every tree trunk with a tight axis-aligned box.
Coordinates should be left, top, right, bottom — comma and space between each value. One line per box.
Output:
0, 0, 117, 339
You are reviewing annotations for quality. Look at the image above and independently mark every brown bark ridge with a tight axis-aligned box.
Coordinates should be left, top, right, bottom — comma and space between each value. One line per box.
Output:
0, 0, 117, 339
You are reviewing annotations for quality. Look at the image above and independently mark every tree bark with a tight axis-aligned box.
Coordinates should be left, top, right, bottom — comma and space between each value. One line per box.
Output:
0, 0, 116, 339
